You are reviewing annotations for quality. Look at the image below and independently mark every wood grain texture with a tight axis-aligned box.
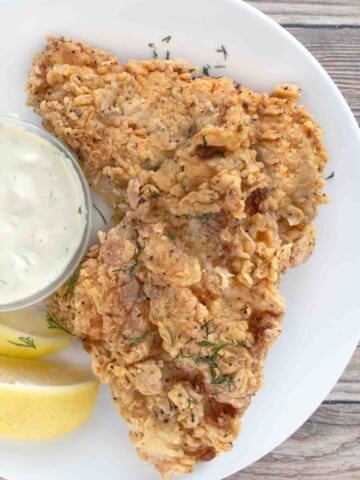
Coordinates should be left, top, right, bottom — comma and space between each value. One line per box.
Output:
248, 1, 360, 26
227, 1, 359, 479
287, 27, 360, 122
328, 346, 360, 402
229, 405, 360, 479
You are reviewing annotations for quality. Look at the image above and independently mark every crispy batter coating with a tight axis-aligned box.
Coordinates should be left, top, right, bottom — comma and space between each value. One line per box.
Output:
27, 38, 328, 479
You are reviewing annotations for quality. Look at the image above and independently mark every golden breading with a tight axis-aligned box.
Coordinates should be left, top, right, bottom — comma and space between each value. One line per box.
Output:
27, 37, 328, 479
27, 37, 327, 265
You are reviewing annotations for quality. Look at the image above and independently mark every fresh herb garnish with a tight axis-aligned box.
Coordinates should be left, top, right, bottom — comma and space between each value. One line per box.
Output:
8, 336, 36, 349
129, 331, 152, 346
128, 247, 144, 274
325, 171, 335, 180
162, 35, 172, 43
211, 373, 234, 389
214, 65, 226, 69
198, 340, 234, 356
202, 64, 211, 76
166, 231, 176, 242
66, 266, 80, 295
46, 313, 72, 335
201, 319, 212, 337
194, 341, 236, 384
175, 349, 194, 361
112, 247, 143, 275
148, 42, 158, 59
165, 50, 170, 60
92, 203, 107, 225
77, 205, 82, 214
216, 44, 228, 61
175, 339, 243, 388
197, 340, 216, 347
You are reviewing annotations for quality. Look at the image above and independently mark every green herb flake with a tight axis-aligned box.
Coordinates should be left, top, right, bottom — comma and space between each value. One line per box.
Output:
165, 50, 170, 60
46, 313, 72, 335
216, 44, 228, 61
162, 35, 172, 43
201, 319, 212, 337
197, 340, 216, 347
325, 171, 335, 180
166, 231, 176, 242
77, 205, 82, 214
114, 247, 144, 275
8, 336, 36, 350
175, 349, 194, 361
211, 374, 234, 390
148, 42, 158, 59
129, 331, 152, 346
66, 266, 81, 295
202, 64, 211, 76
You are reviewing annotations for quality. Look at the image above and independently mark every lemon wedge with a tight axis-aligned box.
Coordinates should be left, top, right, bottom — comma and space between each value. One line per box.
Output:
0, 356, 99, 440
0, 306, 72, 358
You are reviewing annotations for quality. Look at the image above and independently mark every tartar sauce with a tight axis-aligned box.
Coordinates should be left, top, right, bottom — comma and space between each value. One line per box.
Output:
0, 122, 87, 306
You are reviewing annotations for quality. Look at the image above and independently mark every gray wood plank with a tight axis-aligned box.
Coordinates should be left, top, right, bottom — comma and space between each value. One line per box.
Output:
328, 347, 360, 402
227, 404, 360, 479
288, 27, 360, 123
248, 1, 360, 26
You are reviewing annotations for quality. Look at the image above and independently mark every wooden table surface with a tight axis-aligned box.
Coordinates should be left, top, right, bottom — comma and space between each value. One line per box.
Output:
228, 1, 360, 479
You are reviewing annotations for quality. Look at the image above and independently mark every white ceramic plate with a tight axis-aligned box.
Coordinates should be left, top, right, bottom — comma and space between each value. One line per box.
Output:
0, 0, 359, 479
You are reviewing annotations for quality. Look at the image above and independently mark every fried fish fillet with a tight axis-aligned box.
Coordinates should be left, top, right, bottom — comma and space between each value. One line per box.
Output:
27, 38, 328, 479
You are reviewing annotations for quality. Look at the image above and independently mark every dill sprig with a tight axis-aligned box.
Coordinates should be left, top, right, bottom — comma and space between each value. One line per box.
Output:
201, 320, 213, 338
162, 35, 172, 43
325, 171, 335, 180
66, 266, 80, 295
129, 331, 153, 346
113, 247, 144, 275
46, 313, 72, 335
148, 42, 158, 59
8, 336, 36, 349
202, 64, 211, 76
216, 44, 228, 61
211, 373, 234, 388
175, 348, 194, 361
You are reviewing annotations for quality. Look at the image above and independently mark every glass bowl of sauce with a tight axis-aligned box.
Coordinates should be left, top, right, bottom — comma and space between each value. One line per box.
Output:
0, 117, 91, 312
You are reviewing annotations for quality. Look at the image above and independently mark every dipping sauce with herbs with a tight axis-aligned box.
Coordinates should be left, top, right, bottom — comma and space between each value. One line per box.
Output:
0, 120, 89, 309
